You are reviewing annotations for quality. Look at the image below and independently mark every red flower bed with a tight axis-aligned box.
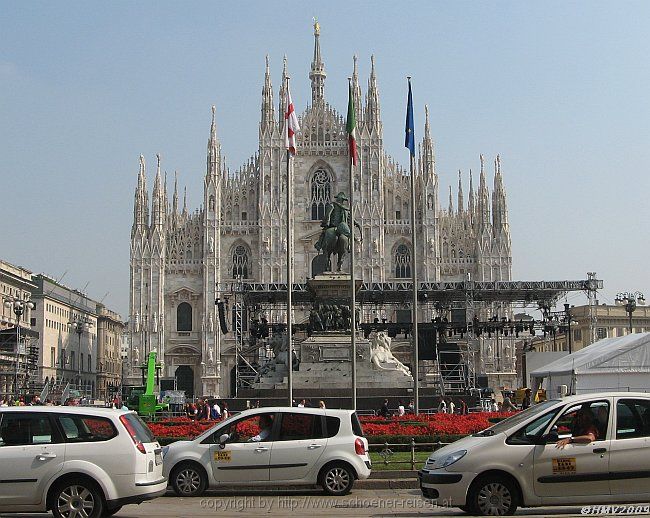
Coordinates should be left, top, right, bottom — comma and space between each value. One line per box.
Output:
147, 417, 216, 439
359, 412, 516, 437
145, 412, 516, 441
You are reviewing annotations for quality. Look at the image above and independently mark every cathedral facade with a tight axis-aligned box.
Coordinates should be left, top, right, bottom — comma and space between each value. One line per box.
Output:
128, 26, 512, 398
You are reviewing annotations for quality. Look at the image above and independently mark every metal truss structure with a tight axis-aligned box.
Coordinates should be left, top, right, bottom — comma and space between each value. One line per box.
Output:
220, 277, 603, 393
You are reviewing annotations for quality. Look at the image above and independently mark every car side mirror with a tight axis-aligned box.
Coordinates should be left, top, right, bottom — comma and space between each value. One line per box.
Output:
219, 433, 230, 449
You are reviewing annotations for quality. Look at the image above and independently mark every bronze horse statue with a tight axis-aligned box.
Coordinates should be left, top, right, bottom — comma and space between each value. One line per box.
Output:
315, 192, 362, 272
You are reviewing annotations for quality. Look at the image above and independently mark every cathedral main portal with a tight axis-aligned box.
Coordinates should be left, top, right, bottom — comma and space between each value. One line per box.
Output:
175, 365, 194, 399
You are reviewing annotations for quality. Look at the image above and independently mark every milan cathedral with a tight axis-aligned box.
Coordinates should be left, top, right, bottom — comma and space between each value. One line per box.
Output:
128, 24, 512, 397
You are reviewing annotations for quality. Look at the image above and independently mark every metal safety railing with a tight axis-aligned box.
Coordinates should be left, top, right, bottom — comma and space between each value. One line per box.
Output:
369, 439, 451, 470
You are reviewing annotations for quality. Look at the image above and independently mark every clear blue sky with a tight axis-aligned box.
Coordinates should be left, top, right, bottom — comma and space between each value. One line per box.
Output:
2, 1, 649, 318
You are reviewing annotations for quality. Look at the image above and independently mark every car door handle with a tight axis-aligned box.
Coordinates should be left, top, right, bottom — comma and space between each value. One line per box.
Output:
254, 447, 269, 452
307, 444, 323, 449
36, 453, 57, 460
593, 448, 607, 454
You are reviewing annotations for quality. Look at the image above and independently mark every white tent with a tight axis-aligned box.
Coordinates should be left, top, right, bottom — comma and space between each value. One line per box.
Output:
530, 332, 650, 396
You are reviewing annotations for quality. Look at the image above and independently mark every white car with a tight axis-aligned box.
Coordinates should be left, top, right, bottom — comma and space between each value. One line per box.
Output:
0, 406, 166, 518
163, 407, 371, 496
419, 392, 650, 516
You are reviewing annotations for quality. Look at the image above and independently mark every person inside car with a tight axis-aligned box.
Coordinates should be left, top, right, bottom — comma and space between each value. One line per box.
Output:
556, 407, 599, 449
250, 414, 274, 442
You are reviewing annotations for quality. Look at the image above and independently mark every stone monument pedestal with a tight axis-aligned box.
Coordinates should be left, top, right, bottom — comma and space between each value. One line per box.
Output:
252, 271, 414, 392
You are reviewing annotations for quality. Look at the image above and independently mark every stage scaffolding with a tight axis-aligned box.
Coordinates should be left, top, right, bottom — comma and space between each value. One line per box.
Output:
219, 277, 603, 394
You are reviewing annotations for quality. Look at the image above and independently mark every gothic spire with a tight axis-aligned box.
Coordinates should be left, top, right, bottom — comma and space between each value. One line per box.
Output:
478, 154, 490, 230
448, 185, 454, 214
278, 55, 288, 128
365, 55, 381, 133
151, 153, 165, 229
132, 154, 149, 237
468, 169, 475, 215
492, 154, 508, 232
207, 105, 221, 179
260, 55, 275, 133
172, 171, 179, 216
309, 20, 326, 104
182, 187, 188, 216
421, 105, 435, 184
351, 55, 363, 125
457, 170, 464, 213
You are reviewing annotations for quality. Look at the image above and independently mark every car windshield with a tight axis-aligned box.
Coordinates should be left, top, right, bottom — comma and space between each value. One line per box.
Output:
474, 400, 559, 436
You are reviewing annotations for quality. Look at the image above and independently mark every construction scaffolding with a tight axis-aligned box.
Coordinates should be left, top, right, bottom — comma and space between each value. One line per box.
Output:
219, 276, 603, 394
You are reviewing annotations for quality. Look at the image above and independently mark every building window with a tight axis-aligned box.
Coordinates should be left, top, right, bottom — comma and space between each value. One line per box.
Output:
88, 355, 91, 372
596, 327, 607, 339
394, 244, 411, 278
396, 210, 401, 220
80, 353, 84, 372
310, 169, 331, 221
51, 347, 56, 368
573, 328, 582, 341
241, 211, 247, 221
232, 245, 250, 278
71, 351, 76, 371
177, 302, 192, 332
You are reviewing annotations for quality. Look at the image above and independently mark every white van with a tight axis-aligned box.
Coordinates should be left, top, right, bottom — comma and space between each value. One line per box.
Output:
0, 406, 166, 518
163, 407, 371, 496
419, 392, 650, 516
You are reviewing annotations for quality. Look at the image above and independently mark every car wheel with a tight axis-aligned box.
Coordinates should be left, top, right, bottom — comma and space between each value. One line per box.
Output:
171, 462, 207, 497
319, 463, 354, 496
103, 506, 122, 516
468, 475, 518, 516
50, 478, 104, 518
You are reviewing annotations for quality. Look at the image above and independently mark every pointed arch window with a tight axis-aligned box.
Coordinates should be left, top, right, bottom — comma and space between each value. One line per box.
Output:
395, 244, 411, 278
310, 169, 331, 221
232, 245, 250, 278
177, 302, 192, 331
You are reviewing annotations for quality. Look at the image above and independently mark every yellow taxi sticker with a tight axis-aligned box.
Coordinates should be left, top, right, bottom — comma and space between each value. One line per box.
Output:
214, 450, 232, 462
552, 457, 576, 474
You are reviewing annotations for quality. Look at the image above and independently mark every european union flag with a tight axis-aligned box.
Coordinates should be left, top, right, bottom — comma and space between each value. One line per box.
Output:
405, 78, 415, 156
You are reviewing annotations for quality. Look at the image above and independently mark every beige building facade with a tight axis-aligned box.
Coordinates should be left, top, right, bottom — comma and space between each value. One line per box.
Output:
0, 260, 37, 396
32, 275, 99, 394
96, 304, 126, 400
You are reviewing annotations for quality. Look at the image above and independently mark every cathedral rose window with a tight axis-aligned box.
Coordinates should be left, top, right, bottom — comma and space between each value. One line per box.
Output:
311, 169, 331, 221
395, 244, 411, 278
232, 245, 250, 278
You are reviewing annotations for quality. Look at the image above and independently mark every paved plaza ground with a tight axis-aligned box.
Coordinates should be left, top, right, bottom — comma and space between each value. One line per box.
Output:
110, 490, 619, 517
2, 489, 643, 517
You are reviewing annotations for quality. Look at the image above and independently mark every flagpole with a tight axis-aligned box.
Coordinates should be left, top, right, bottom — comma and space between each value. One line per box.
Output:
348, 77, 357, 411
407, 77, 420, 415
285, 76, 293, 408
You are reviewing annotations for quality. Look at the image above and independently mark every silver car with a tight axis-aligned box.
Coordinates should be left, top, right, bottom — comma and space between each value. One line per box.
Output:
419, 392, 650, 516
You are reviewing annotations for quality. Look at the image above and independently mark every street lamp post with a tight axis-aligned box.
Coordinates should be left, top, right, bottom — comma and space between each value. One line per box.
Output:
564, 303, 573, 354
68, 316, 94, 394
615, 292, 646, 334
3, 296, 35, 395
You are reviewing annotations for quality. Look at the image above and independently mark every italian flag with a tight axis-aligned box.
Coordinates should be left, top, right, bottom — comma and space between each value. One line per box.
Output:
285, 84, 300, 155
346, 81, 357, 165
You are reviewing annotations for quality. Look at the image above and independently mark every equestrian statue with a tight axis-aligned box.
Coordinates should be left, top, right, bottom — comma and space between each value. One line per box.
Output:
315, 192, 362, 272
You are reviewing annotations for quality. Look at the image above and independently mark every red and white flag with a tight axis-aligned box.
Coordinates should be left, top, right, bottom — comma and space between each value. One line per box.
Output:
284, 85, 300, 155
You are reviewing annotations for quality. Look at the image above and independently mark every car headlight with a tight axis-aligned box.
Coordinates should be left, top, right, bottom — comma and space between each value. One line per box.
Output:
162, 446, 170, 458
441, 450, 467, 468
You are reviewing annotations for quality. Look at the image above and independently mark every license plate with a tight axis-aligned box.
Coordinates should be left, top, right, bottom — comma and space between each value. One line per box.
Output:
155, 451, 163, 465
